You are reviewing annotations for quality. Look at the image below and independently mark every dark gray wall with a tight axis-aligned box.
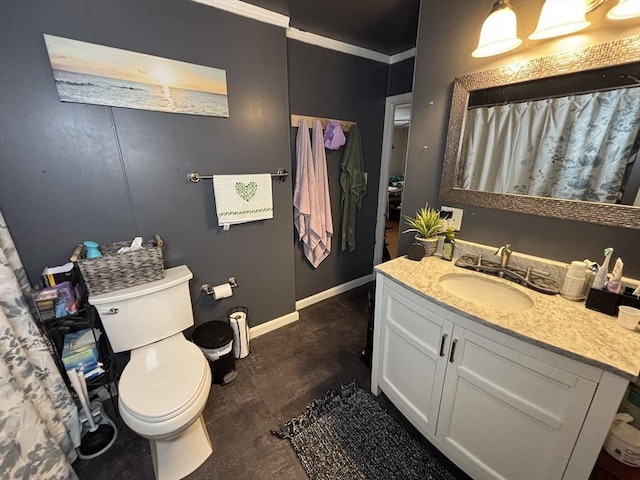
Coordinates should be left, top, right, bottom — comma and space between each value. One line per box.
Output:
388, 57, 414, 97
0, 0, 296, 327
287, 40, 388, 300
403, 0, 640, 277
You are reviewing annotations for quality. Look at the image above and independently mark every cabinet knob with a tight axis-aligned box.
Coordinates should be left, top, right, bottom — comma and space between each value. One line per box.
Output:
439, 333, 449, 357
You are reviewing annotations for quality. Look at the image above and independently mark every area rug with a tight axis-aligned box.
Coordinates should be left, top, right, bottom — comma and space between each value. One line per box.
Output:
272, 383, 457, 480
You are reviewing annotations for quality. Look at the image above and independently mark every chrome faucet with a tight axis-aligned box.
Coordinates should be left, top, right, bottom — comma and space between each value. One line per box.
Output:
495, 244, 513, 268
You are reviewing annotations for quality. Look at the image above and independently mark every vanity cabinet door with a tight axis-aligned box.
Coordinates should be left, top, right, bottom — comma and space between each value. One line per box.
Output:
375, 281, 453, 436
436, 327, 597, 480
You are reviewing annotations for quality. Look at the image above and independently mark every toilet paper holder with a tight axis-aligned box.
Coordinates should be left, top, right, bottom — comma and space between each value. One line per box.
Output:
201, 277, 238, 296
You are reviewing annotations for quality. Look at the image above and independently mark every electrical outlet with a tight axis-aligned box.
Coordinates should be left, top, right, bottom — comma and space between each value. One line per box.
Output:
440, 206, 463, 231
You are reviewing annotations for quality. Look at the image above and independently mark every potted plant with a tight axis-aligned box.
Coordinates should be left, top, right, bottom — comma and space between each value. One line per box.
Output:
402, 207, 445, 256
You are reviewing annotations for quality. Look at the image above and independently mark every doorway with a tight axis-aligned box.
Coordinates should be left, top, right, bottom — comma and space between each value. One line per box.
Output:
374, 93, 411, 266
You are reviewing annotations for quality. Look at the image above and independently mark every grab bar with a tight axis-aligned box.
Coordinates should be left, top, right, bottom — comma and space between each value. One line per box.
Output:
187, 169, 288, 183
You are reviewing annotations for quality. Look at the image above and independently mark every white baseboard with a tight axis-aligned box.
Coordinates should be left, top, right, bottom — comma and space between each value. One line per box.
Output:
249, 311, 299, 340
247, 274, 373, 340
295, 274, 373, 311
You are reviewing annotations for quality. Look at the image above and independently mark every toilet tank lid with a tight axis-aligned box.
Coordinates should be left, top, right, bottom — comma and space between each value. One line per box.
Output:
89, 265, 193, 305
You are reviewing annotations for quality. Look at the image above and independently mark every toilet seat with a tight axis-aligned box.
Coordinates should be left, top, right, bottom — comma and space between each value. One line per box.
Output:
119, 334, 208, 423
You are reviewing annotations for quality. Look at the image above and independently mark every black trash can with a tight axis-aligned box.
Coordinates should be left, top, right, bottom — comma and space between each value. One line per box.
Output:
192, 321, 237, 385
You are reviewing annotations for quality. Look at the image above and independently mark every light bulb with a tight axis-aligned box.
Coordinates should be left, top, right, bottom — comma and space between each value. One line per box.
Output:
472, 0, 522, 58
607, 0, 640, 20
529, 0, 590, 40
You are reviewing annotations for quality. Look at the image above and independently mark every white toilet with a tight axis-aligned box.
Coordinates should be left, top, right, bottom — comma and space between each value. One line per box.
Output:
90, 265, 212, 480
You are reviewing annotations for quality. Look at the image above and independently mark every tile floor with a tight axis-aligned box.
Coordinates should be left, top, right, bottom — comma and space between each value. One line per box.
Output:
72, 285, 468, 479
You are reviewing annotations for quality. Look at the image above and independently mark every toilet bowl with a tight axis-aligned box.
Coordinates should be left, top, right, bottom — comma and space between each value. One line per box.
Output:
90, 266, 213, 480
119, 335, 212, 479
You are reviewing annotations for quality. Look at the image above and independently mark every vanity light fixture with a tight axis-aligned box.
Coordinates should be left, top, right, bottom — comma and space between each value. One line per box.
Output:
529, 0, 591, 40
472, 0, 522, 58
607, 0, 640, 20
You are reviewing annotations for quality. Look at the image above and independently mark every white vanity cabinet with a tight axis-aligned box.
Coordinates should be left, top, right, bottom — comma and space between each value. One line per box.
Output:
436, 325, 596, 480
373, 278, 453, 435
371, 273, 628, 480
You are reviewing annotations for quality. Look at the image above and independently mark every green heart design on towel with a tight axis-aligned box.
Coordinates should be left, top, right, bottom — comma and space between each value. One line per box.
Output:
235, 181, 258, 201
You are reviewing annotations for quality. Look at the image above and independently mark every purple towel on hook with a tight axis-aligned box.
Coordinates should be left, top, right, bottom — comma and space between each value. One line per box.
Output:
324, 121, 346, 150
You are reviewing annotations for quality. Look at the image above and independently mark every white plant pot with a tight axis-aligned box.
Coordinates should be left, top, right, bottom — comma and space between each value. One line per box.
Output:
415, 236, 438, 256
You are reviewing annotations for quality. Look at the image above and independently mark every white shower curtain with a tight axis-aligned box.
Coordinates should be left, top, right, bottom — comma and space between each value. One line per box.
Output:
459, 86, 640, 203
0, 209, 80, 479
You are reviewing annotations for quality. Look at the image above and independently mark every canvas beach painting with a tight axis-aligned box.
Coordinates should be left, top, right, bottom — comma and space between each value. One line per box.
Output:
43, 34, 229, 117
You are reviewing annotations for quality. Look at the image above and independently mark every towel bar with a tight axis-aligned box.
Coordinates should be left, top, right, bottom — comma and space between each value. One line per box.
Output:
187, 169, 288, 183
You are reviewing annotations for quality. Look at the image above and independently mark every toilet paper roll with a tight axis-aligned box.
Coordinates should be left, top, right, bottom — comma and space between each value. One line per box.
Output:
229, 312, 250, 359
212, 283, 233, 300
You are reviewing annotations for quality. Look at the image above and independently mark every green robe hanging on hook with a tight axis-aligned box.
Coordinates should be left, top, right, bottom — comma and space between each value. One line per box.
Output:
339, 124, 367, 252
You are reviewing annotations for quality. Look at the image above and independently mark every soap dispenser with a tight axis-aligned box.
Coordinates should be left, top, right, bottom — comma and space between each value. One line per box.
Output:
442, 228, 456, 261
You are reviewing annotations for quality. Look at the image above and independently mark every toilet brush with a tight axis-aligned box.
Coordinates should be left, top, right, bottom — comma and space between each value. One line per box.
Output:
67, 369, 117, 459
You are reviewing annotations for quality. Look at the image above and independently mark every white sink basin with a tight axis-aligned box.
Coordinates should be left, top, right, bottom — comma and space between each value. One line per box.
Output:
439, 273, 534, 312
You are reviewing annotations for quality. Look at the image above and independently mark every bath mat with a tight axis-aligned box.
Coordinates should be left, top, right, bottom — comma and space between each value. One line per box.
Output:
272, 383, 457, 480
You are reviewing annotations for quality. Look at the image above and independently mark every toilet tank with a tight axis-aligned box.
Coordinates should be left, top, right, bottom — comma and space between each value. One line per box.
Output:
89, 265, 194, 353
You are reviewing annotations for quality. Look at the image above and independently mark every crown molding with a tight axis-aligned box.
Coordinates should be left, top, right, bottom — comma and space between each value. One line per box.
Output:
192, 1, 416, 64
390, 48, 416, 64
286, 28, 390, 63
191, 0, 290, 28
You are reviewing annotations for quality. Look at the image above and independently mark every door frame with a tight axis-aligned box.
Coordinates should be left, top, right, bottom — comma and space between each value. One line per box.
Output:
373, 92, 412, 266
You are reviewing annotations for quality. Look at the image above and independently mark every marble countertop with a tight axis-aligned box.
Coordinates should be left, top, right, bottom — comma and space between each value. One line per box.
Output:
375, 256, 640, 380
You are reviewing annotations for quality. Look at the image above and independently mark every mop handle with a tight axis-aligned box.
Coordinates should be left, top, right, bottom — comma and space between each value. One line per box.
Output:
67, 369, 97, 431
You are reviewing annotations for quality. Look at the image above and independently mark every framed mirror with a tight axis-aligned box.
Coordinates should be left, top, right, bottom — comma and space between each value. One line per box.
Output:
440, 35, 640, 229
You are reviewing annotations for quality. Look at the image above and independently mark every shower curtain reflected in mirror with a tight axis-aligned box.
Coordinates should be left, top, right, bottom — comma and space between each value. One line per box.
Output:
0, 209, 80, 479
458, 86, 640, 204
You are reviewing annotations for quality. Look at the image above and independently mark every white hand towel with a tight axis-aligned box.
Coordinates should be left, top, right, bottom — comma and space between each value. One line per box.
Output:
213, 174, 273, 227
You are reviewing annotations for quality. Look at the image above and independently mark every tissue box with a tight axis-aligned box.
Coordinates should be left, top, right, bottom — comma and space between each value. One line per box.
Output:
61, 329, 99, 375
